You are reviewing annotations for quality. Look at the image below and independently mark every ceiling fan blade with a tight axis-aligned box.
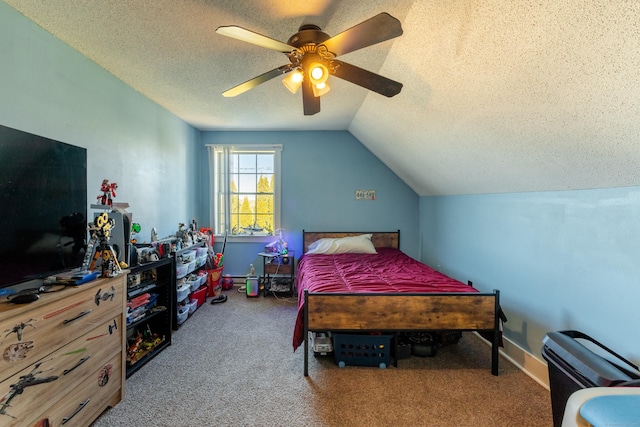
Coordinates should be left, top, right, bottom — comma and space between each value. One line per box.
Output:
216, 26, 294, 53
222, 65, 294, 97
330, 60, 402, 97
321, 13, 403, 57
302, 79, 320, 115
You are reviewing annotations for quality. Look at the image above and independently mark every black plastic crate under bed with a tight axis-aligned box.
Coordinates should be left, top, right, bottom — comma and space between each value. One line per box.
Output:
333, 333, 392, 369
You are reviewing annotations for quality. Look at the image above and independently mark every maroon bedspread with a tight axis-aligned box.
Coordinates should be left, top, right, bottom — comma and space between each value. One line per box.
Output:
292, 248, 478, 350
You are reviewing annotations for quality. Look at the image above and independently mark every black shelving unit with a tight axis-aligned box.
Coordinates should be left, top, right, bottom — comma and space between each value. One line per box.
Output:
259, 250, 295, 297
125, 257, 175, 377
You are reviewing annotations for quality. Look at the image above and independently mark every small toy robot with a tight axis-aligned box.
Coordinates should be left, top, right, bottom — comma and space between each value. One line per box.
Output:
84, 212, 123, 278
97, 179, 118, 206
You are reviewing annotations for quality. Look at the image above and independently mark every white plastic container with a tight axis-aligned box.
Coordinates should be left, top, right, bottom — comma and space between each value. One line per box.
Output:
196, 255, 207, 268
176, 263, 188, 279
187, 299, 198, 315
201, 274, 210, 287
176, 283, 190, 302
195, 247, 208, 257
185, 260, 197, 274
188, 277, 200, 292
181, 249, 197, 263
177, 307, 189, 324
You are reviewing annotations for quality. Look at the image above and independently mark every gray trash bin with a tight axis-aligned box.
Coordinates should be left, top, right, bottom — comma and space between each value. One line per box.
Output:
542, 330, 640, 427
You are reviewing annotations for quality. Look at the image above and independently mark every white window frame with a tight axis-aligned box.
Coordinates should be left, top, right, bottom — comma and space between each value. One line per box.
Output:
207, 144, 282, 242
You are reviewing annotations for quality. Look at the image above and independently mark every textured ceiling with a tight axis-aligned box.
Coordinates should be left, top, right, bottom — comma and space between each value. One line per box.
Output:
5, 0, 640, 196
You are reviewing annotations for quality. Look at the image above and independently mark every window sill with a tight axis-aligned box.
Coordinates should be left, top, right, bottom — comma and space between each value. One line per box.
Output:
216, 235, 274, 244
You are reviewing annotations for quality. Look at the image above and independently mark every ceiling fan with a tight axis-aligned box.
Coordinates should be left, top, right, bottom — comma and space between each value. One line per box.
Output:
216, 12, 403, 115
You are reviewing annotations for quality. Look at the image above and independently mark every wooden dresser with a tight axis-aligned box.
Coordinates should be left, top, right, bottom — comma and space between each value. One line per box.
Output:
0, 274, 126, 427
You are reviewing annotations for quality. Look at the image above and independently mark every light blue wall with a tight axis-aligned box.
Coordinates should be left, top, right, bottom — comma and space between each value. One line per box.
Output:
0, 2, 418, 280
11, 0, 632, 369
0, 3, 200, 239
420, 188, 640, 364
200, 131, 419, 276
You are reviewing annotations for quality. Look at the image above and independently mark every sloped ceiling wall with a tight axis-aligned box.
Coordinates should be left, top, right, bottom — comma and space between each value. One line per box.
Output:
352, 1, 640, 196
5, 1, 640, 196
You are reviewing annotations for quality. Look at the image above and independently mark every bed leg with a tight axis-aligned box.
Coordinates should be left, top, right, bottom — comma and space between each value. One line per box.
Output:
304, 290, 309, 377
492, 289, 501, 376
491, 332, 499, 376
304, 337, 309, 376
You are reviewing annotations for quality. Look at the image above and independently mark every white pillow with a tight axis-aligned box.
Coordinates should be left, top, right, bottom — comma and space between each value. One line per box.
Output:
306, 234, 377, 255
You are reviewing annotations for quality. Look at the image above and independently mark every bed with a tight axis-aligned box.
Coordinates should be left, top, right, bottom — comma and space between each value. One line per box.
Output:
294, 230, 502, 376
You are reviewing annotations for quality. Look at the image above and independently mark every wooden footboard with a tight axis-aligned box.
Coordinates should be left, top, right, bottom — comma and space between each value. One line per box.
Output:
303, 289, 501, 376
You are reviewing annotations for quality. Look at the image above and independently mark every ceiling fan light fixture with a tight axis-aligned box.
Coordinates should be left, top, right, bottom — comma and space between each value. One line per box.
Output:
312, 82, 331, 97
308, 62, 329, 85
282, 69, 303, 94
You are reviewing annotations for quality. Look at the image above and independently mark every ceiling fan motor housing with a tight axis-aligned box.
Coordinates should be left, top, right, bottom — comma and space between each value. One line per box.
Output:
287, 24, 331, 48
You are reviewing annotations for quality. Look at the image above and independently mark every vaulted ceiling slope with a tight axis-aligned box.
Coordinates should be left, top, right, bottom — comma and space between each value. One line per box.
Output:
6, 1, 640, 196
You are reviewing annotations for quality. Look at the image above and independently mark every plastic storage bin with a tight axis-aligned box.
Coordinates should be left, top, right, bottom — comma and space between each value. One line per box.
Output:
333, 334, 392, 369
196, 255, 207, 268
185, 260, 197, 274
191, 286, 207, 307
187, 276, 200, 292
176, 283, 190, 303
195, 246, 208, 258
176, 263, 188, 279
541, 330, 640, 427
187, 299, 198, 315
177, 306, 189, 325
181, 249, 197, 263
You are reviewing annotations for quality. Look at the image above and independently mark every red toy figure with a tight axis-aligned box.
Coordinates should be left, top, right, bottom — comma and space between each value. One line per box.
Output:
97, 179, 118, 206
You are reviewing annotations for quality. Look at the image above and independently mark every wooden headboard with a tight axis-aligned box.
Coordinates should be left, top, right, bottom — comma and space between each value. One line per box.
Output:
302, 230, 400, 253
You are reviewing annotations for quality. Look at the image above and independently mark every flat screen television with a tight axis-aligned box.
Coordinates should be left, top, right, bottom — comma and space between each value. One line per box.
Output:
0, 124, 87, 289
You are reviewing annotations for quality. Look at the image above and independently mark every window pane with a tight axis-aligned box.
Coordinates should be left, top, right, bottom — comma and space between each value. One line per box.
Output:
230, 154, 239, 173
256, 154, 273, 174
238, 154, 255, 173
237, 173, 257, 193
210, 145, 279, 237
230, 174, 239, 193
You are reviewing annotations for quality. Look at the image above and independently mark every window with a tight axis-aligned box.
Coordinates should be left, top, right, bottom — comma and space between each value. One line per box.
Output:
207, 144, 282, 237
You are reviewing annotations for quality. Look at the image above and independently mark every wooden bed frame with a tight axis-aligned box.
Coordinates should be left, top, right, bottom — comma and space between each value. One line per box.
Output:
301, 230, 501, 376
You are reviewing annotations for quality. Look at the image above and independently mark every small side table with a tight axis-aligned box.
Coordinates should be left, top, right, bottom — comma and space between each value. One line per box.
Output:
258, 250, 295, 296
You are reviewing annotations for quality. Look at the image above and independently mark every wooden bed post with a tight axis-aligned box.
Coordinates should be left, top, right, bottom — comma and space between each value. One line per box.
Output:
303, 289, 309, 376
492, 289, 501, 376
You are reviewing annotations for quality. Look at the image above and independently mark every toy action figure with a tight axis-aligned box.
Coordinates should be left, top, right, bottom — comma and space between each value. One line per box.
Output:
97, 179, 118, 206
84, 212, 124, 277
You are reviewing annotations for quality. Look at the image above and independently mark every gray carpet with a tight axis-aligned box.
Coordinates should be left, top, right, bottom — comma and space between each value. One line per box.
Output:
92, 288, 553, 426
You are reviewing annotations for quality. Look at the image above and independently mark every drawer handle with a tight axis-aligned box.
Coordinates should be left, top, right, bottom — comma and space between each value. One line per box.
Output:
62, 398, 90, 425
63, 355, 91, 376
63, 310, 92, 325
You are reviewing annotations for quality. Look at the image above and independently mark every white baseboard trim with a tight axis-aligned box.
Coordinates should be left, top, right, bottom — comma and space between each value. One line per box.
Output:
474, 332, 550, 390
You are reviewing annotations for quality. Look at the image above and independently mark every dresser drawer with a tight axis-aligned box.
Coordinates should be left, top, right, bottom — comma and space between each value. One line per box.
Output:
264, 262, 292, 275
31, 353, 122, 427
0, 277, 124, 381
0, 315, 122, 426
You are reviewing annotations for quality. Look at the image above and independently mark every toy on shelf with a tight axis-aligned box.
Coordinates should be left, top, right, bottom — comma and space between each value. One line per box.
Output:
82, 212, 125, 277
126, 324, 165, 366
264, 228, 288, 255
175, 218, 201, 247
97, 179, 118, 207
130, 222, 141, 244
